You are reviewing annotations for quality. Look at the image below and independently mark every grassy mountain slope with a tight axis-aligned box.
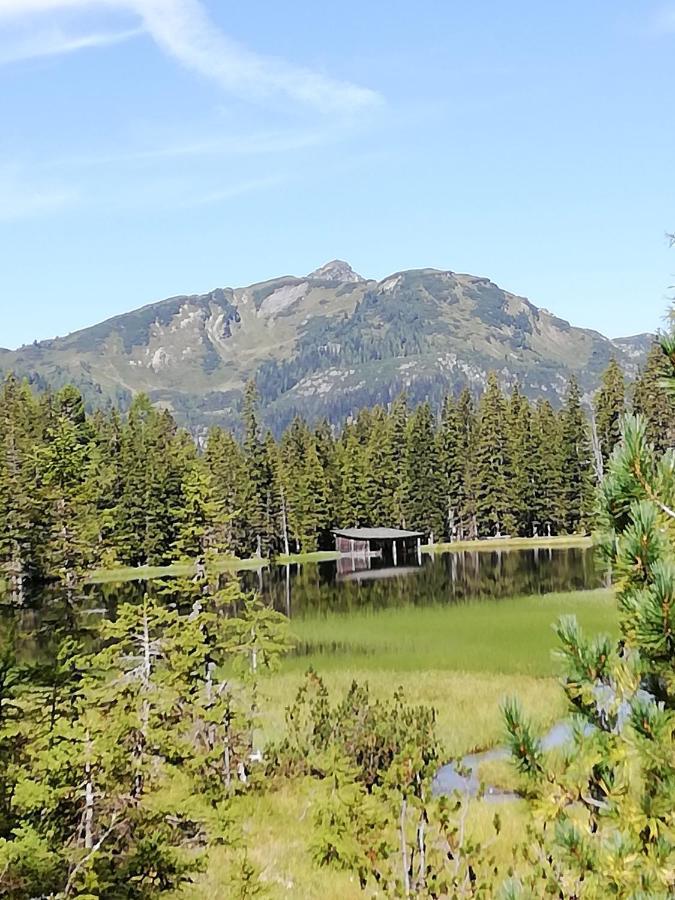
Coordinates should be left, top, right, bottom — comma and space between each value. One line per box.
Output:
0, 261, 652, 432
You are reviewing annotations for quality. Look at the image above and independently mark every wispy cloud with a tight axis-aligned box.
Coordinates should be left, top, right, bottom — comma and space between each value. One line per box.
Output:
0, 25, 142, 65
44, 128, 330, 169
0, 0, 381, 113
0, 166, 77, 220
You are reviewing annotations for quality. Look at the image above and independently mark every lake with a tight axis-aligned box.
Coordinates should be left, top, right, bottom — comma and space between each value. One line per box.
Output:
3, 547, 609, 676
241, 545, 601, 618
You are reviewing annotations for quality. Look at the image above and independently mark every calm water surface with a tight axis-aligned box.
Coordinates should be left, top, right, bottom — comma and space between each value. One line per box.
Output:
2, 548, 601, 662
242, 546, 600, 617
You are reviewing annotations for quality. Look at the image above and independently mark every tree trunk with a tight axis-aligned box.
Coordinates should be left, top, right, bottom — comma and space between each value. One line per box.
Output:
399, 797, 410, 896
84, 733, 95, 850
280, 490, 290, 557
589, 411, 604, 482
416, 811, 427, 890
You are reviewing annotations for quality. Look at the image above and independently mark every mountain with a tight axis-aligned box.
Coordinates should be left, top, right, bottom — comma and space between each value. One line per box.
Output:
0, 262, 653, 433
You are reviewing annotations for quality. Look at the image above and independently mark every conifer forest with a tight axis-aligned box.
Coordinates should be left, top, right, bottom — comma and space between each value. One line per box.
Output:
1, 342, 674, 898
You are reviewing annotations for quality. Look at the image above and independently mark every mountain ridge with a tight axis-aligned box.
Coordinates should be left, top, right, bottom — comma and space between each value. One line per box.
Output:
0, 263, 654, 432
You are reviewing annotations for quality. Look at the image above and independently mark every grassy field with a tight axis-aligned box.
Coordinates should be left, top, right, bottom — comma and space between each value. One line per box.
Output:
424, 534, 593, 553
174, 587, 616, 898
285, 588, 615, 677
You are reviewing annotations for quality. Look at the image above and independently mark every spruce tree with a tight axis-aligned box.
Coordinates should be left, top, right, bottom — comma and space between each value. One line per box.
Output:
530, 399, 564, 535
436, 395, 463, 541
113, 397, 189, 566
240, 381, 272, 557
505, 385, 537, 536
402, 402, 445, 540
279, 418, 329, 552
389, 393, 410, 528
456, 387, 478, 539
363, 407, 398, 527
314, 419, 340, 529
205, 426, 247, 555
559, 376, 596, 533
633, 341, 675, 454
172, 461, 225, 561
36, 386, 100, 600
0, 376, 41, 602
337, 429, 370, 527
594, 357, 626, 472
472, 374, 513, 536
505, 336, 675, 897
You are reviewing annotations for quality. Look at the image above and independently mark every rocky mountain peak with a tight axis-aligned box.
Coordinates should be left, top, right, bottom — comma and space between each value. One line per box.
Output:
307, 260, 365, 283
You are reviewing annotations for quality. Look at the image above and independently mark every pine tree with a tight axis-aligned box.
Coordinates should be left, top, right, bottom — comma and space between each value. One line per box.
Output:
172, 461, 225, 561
314, 419, 340, 529
505, 386, 537, 536
389, 393, 410, 528
36, 386, 100, 600
456, 388, 477, 539
363, 408, 398, 526
205, 426, 247, 554
505, 333, 675, 897
402, 402, 445, 540
240, 381, 272, 557
633, 341, 675, 454
337, 429, 370, 527
0, 376, 42, 602
594, 357, 626, 473
436, 396, 463, 541
279, 418, 329, 552
113, 397, 189, 566
472, 374, 513, 536
559, 377, 596, 533
530, 399, 564, 535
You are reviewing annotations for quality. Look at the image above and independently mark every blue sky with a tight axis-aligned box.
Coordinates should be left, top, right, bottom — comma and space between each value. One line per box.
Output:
0, 0, 674, 349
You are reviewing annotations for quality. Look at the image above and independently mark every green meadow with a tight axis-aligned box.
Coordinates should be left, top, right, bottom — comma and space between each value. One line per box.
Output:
172, 587, 617, 898
284, 587, 616, 677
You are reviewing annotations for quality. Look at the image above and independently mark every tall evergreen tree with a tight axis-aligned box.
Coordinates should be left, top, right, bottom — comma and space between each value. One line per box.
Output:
240, 381, 272, 557
388, 393, 410, 528
436, 395, 463, 540
633, 341, 675, 453
363, 408, 398, 527
594, 357, 626, 472
204, 426, 248, 554
113, 397, 189, 565
530, 399, 564, 535
456, 387, 478, 539
280, 418, 329, 552
402, 402, 445, 540
559, 377, 596, 533
337, 430, 370, 527
0, 376, 42, 601
472, 374, 513, 536
505, 386, 539, 536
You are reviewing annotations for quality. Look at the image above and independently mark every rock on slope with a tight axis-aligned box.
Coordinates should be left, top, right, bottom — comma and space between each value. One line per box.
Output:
0, 262, 652, 433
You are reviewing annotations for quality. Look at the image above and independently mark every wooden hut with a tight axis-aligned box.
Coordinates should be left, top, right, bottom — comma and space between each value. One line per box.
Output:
332, 527, 424, 567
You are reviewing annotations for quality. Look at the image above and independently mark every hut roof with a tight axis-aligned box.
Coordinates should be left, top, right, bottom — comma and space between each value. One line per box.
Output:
332, 527, 423, 540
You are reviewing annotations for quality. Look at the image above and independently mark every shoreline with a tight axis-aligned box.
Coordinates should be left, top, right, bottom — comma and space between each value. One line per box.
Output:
87, 535, 593, 585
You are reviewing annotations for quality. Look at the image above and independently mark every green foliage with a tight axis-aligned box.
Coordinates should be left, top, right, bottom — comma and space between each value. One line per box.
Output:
4, 363, 666, 593
504, 329, 675, 897
594, 357, 626, 470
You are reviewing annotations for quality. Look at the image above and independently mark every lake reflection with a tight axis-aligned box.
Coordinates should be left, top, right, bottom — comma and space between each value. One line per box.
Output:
240, 547, 601, 618
2, 548, 601, 659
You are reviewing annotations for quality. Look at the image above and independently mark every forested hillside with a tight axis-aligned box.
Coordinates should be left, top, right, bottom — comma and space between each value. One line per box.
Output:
0, 262, 653, 433
1, 347, 672, 601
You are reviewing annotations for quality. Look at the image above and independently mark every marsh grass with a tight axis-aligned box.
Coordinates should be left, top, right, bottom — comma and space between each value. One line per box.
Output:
424, 534, 593, 553
177, 588, 615, 897
287, 589, 616, 677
